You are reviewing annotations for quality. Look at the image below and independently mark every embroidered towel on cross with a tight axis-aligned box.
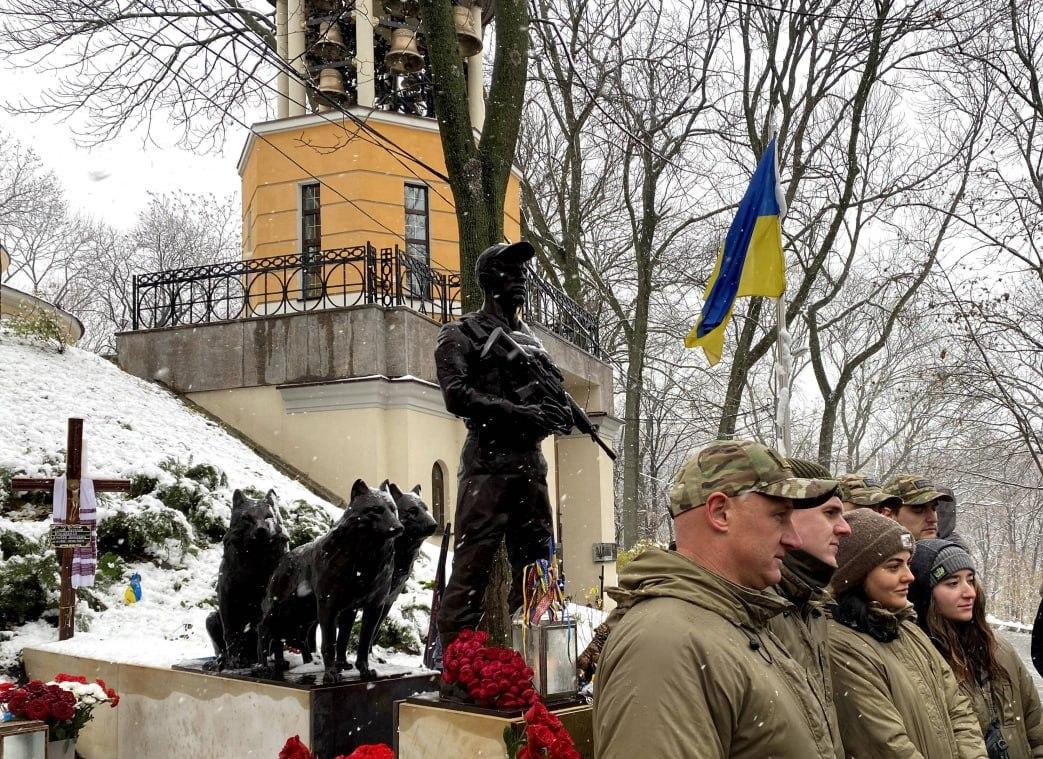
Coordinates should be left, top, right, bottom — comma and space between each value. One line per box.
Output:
52, 475, 98, 588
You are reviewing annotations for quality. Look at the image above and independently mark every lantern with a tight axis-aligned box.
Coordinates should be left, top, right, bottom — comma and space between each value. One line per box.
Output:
512, 616, 579, 703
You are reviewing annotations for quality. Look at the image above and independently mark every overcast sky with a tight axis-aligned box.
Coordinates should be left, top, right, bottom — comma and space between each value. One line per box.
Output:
0, 66, 246, 231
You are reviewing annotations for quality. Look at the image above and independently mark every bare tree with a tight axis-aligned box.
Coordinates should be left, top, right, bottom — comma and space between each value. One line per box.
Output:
0, 0, 276, 150
712, 0, 975, 439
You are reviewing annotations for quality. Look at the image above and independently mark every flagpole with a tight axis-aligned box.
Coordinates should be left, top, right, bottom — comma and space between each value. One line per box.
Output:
775, 294, 793, 456
772, 128, 792, 456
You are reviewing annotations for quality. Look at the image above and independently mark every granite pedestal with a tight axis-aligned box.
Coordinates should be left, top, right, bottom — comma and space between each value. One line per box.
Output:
22, 646, 437, 759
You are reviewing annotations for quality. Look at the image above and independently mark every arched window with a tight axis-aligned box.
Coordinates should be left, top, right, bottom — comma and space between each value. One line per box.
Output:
431, 461, 446, 528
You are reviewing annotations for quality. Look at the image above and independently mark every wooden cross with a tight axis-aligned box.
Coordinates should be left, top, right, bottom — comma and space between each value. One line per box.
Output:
10, 418, 130, 641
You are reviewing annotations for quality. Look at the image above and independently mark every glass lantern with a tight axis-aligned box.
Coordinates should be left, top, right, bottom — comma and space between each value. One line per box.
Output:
512, 616, 579, 703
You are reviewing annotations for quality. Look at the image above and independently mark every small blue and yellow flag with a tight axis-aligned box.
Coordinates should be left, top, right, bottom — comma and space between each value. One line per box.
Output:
685, 138, 787, 365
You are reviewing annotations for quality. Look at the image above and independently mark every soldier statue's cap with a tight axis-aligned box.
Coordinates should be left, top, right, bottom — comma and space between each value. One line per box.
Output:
882, 474, 955, 508
668, 439, 838, 518
474, 240, 535, 276
836, 473, 903, 510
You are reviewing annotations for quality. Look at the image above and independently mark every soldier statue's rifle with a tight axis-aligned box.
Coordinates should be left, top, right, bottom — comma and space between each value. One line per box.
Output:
423, 522, 452, 670
480, 326, 617, 461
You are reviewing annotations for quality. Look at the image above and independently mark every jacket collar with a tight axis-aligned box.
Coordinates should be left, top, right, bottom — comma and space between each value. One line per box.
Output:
607, 547, 793, 628
778, 549, 836, 608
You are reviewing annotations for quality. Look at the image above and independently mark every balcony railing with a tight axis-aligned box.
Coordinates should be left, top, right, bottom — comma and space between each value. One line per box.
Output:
131, 244, 603, 358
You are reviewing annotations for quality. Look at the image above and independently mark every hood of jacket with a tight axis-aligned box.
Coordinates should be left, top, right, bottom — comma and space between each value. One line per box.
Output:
607, 547, 793, 628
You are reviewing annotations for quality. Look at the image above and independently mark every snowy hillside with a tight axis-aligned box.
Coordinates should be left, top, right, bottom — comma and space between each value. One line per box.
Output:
0, 330, 437, 674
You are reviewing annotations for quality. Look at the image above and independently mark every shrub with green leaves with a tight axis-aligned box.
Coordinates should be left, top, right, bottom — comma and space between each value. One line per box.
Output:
0, 553, 59, 629
6, 307, 67, 353
0, 529, 35, 560
278, 499, 334, 549
97, 507, 194, 565
95, 552, 127, 589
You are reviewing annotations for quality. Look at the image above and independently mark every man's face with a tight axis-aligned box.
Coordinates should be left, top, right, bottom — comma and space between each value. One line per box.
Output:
727, 492, 802, 589
485, 261, 528, 309
885, 501, 938, 539
790, 495, 851, 567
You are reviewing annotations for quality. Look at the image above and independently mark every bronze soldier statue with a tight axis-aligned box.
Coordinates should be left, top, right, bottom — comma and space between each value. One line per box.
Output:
434, 240, 608, 647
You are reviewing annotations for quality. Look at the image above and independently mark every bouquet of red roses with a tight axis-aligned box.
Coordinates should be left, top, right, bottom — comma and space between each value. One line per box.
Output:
440, 629, 541, 711
0, 673, 119, 742
279, 735, 393, 759
504, 701, 581, 759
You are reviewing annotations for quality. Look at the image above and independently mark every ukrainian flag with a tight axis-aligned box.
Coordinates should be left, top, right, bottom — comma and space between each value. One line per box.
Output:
685, 138, 787, 365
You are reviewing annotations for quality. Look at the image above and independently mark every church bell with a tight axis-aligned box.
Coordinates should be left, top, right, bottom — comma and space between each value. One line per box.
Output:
314, 20, 348, 61
453, 4, 482, 58
316, 67, 348, 101
386, 27, 424, 74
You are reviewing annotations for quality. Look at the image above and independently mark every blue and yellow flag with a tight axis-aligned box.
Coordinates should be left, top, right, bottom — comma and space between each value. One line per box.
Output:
685, 138, 787, 365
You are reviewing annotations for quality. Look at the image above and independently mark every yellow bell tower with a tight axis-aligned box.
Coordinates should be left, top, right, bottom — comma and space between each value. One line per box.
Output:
239, 0, 521, 273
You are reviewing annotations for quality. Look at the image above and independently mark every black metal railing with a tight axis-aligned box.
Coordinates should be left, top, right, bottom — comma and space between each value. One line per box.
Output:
131, 244, 603, 357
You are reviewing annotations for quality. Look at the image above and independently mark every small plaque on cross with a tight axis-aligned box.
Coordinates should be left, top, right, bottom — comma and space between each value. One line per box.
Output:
50, 523, 94, 549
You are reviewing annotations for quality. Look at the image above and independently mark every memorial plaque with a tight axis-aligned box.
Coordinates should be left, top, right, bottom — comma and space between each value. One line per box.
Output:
50, 524, 93, 549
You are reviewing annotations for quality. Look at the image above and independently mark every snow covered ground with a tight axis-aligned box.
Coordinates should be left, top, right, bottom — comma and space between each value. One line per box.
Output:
0, 331, 436, 674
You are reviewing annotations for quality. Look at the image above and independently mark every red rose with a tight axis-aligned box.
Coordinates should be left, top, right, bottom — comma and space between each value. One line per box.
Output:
0, 682, 14, 692
7, 693, 28, 715
526, 723, 555, 752
51, 701, 76, 722
278, 735, 315, 759
341, 744, 394, 759
25, 698, 50, 721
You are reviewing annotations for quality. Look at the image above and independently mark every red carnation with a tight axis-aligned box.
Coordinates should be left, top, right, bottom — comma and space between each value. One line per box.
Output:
25, 698, 51, 721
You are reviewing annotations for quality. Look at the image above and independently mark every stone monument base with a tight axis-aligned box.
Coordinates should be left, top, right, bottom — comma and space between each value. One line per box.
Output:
395, 693, 594, 758
22, 647, 437, 759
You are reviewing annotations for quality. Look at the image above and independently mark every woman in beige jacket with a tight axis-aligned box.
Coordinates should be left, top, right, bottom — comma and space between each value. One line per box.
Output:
910, 538, 1043, 759
828, 509, 985, 759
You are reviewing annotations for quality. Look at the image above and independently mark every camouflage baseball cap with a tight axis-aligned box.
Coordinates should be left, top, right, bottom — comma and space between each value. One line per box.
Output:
668, 439, 838, 517
837, 473, 903, 509
883, 474, 955, 508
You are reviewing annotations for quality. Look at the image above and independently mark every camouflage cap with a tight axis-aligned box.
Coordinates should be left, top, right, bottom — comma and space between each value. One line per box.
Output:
668, 439, 838, 517
837, 473, 903, 510
883, 474, 955, 508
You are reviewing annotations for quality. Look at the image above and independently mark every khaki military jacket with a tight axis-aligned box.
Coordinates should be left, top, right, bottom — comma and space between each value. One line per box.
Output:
768, 551, 844, 759
961, 637, 1043, 759
593, 548, 836, 759
829, 605, 986, 759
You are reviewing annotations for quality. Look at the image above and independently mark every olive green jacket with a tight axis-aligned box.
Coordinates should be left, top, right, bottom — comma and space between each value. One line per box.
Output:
829, 605, 986, 759
593, 548, 837, 759
768, 550, 844, 759
961, 637, 1043, 759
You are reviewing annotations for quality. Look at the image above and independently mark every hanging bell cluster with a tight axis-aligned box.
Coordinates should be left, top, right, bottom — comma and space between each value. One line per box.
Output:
378, 0, 483, 78
306, 0, 355, 106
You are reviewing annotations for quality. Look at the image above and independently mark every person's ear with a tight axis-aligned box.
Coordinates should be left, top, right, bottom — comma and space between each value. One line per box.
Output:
703, 491, 732, 534
881, 505, 896, 518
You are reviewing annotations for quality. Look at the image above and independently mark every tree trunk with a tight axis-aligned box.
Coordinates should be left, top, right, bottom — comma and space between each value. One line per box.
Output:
480, 541, 513, 648
620, 324, 647, 547
717, 299, 763, 438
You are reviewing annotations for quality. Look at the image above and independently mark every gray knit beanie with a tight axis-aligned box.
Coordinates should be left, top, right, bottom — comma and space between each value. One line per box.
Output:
833, 508, 916, 593
910, 538, 975, 588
